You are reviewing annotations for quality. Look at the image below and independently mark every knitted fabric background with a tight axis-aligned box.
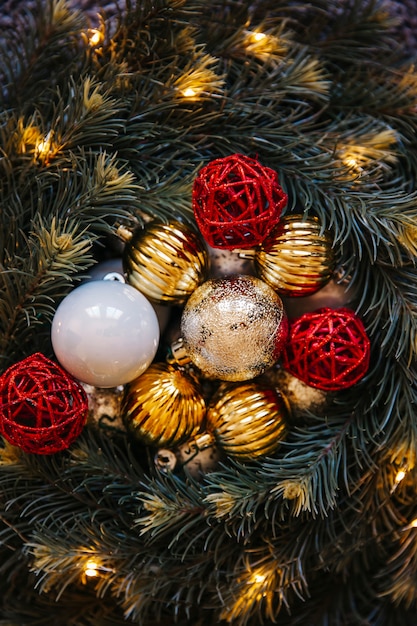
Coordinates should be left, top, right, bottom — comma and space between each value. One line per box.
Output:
0, 0, 416, 58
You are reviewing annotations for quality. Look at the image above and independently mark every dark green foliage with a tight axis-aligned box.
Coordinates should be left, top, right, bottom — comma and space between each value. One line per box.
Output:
1, 0, 417, 624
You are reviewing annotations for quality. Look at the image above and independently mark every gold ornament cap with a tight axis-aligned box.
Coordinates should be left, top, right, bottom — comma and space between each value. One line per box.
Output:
123, 362, 206, 447
255, 215, 335, 297
122, 220, 210, 304
206, 381, 289, 460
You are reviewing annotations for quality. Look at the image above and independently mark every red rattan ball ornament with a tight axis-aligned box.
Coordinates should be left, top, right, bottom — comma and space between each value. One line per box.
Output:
192, 153, 288, 249
0, 353, 88, 454
281, 308, 370, 391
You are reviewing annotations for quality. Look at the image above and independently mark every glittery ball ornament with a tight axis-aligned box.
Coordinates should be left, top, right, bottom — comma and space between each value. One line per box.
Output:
123, 362, 206, 447
206, 381, 288, 460
122, 220, 209, 305
282, 307, 370, 391
192, 153, 288, 249
51, 281, 159, 388
180, 275, 288, 382
0, 353, 87, 454
254, 215, 335, 297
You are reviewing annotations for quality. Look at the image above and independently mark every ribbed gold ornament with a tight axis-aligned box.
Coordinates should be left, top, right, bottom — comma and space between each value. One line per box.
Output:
254, 215, 335, 296
123, 362, 206, 447
206, 381, 288, 460
122, 220, 210, 304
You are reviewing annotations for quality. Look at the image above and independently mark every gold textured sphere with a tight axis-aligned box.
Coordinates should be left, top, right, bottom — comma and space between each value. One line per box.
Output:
180, 275, 288, 382
123, 220, 210, 304
206, 381, 288, 460
255, 215, 335, 297
123, 362, 206, 447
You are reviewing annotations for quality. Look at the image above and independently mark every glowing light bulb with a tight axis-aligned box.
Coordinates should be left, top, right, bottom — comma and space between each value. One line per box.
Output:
88, 29, 102, 46
252, 32, 266, 42
182, 87, 197, 98
395, 469, 406, 484
84, 559, 99, 577
253, 573, 266, 584
410, 518, 417, 528
35, 131, 53, 160
344, 156, 358, 168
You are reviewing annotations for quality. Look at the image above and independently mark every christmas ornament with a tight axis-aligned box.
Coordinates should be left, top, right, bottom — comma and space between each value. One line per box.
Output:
206, 243, 256, 278
86, 258, 126, 283
84, 258, 171, 333
0, 353, 87, 455
192, 153, 287, 249
282, 307, 370, 391
254, 215, 335, 296
262, 367, 327, 420
81, 383, 126, 435
123, 362, 206, 447
51, 280, 160, 388
205, 381, 289, 460
154, 432, 222, 478
281, 268, 357, 320
180, 275, 288, 381
121, 220, 209, 304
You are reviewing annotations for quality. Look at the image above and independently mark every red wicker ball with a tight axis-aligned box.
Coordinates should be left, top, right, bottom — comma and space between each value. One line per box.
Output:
0, 353, 88, 454
281, 308, 370, 391
192, 153, 288, 249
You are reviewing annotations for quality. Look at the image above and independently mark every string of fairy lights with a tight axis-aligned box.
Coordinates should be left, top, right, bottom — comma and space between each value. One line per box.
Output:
6, 15, 417, 618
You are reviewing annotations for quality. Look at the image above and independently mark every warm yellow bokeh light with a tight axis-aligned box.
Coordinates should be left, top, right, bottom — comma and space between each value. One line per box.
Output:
84, 559, 99, 577
253, 573, 267, 584
182, 87, 198, 98
88, 28, 103, 46
395, 469, 406, 484
252, 32, 267, 42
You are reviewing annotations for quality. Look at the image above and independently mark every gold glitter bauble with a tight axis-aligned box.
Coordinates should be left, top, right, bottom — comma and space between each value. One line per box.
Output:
254, 215, 335, 297
206, 381, 288, 460
123, 220, 210, 304
180, 275, 288, 382
123, 363, 206, 447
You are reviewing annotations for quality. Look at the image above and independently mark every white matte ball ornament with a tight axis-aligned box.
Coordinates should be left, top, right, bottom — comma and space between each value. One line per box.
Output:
51, 281, 160, 387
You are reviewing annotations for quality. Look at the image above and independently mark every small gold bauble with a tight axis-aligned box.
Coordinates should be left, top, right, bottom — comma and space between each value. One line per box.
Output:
81, 383, 126, 435
123, 220, 210, 304
180, 275, 288, 382
154, 432, 222, 478
206, 381, 288, 460
254, 215, 335, 297
262, 367, 327, 420
123, 363, 206, 447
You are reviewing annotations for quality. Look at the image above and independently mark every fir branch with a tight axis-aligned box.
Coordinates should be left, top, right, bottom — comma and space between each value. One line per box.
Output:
135, 473, 206, 543
203, 412, 354, 527
39, 76, 126, 153
0, 216, 94, 367
1, 0, 89, 111
357, 264, 417, 364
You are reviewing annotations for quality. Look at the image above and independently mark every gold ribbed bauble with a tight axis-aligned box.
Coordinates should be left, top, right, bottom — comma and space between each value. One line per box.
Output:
123, 362, 206, 447
206, 381, 289, 460
122, 220, 210, 304
254, 215, 335, 297
180, 275, 288, 382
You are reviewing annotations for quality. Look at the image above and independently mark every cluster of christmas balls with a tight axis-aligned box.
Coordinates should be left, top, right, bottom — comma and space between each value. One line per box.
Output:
0, 154, 371, 466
